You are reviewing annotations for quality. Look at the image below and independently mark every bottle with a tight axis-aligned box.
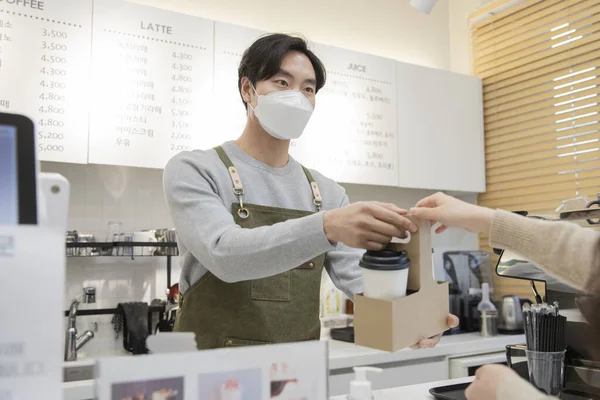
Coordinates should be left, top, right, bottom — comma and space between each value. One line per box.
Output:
326, 286, 341, 315
347, 366, 382, 400
477, 283, 498, 337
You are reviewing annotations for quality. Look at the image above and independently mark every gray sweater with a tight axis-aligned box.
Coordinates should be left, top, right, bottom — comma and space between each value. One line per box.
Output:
163, 141, 364, 297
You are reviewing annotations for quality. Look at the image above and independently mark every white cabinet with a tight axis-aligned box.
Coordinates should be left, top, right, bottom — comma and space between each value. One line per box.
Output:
396, 63, 486, 193
329, 357, 448, 396
448, 352, 507, 379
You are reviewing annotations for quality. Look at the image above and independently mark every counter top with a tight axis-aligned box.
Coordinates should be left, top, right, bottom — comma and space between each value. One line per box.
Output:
328, 332, 524, 369
63, 333, 523, 400
329, 377, 474, 400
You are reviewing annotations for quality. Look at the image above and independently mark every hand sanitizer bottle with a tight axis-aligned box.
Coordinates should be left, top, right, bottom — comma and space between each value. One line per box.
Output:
347, 366, 382, 400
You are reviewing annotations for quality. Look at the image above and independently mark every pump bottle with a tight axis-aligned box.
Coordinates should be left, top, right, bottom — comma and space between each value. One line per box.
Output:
347, 366, 382, 400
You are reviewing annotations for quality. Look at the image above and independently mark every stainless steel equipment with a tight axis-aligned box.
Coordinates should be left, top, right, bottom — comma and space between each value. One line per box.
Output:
64, 287, 98, 361
443, 251, 493, 333
480, 310, 498, 337
498, 296, 532, 332
154, 228, 178, 256
77, 233, 97, 257
166, 229, 178, 255
83, 287, 96, 304
122, 233, 133, 256
65, 230, 78, 256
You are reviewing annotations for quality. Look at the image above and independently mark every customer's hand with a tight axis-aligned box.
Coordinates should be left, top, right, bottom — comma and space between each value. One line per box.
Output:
324, 202, 415, 250
410, 192, 494, 234
411, 314, 459, 349
465, 364, 519, 400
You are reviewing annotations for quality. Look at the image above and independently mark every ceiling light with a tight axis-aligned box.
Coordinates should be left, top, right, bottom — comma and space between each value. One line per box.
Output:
410, 0, 437, 14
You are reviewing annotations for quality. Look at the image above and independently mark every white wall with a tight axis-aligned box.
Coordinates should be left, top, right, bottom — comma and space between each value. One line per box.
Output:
132, 0, 452, 71
53, 0, 485, 357
449, 0, 485, 75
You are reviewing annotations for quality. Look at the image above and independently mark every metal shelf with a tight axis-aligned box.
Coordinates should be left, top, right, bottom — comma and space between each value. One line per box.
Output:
63, 305, 165, 317
66, 241, 178, 248
66, 242, 177, 292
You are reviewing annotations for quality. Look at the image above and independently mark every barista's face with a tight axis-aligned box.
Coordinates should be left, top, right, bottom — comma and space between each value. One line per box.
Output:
242, 50, 318, 110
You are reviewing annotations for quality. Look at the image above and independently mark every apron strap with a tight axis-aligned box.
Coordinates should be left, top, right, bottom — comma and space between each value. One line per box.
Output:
214, 146, 248, 218
214, 146, 323, 212
301, 166, 323, 212
214, 146, 245, 195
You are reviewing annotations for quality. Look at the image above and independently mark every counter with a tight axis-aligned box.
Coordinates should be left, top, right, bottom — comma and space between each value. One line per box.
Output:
328, 333, 523, 395
329, 377, 474, 400
329, 332, 523, 370
63, 333, 523, 400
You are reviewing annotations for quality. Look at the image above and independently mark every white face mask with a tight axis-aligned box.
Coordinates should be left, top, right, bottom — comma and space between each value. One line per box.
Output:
249, 85, 314, 140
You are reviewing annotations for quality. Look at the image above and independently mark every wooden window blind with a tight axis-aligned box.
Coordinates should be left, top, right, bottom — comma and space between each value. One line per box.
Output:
470, 0, 600, 298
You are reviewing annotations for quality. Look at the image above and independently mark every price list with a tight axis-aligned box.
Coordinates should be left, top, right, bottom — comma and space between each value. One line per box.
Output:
88, 0, 214, 169
208, 22, 264, 149
0, 0, 92, 163
291, 43, 398, 186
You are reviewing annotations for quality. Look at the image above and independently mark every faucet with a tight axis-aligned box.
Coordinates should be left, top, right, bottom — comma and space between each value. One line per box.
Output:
64, 288, 98, 361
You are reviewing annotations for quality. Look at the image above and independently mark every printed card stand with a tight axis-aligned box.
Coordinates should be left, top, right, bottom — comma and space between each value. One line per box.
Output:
0, 226, 65, 400
95, 340, 328, 399
354, 217, 450, 352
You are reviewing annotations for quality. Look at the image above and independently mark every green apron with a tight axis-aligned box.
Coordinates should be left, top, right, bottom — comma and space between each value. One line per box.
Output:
174, 146, 327, 349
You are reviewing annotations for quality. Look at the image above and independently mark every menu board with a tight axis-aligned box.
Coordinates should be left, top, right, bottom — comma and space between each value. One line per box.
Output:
88, 0, 214, 169
0, 0, 93, 164
291, 43, 399, 186
206, 22, 264, 149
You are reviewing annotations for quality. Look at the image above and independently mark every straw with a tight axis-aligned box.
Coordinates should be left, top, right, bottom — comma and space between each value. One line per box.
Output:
523, 302, 567, 352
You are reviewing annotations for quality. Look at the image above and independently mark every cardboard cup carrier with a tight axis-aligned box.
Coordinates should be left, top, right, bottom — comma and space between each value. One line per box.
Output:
354, 217, 450, 352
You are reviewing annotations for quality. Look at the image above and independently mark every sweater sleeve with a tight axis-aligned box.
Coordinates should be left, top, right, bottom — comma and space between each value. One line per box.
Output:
163, 153, 336, 283
489, 209, 600, 293
497, 373, 555, 400
323, 193, 364, 299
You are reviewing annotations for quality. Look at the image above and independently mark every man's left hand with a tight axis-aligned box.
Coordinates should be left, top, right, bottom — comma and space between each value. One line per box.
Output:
411, 314, 459, 349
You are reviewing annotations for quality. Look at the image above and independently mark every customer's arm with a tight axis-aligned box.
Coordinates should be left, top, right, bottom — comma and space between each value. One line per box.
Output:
466, 364, 554, 400
497, 374, 554, 400
410, 192, 600, 293
490, 209, 600, 292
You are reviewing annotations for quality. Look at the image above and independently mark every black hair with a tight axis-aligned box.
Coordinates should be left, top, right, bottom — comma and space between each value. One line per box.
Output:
237, 33, 327, 109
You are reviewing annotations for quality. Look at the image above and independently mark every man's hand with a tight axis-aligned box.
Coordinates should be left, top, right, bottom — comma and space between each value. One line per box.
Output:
410, 192, 494, 234
411, 314, 459, 349
465, 364, 519, 400
323, 201, 415, 250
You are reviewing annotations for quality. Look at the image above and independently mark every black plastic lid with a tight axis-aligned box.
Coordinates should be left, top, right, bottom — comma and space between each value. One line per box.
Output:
359, 249, 410, 271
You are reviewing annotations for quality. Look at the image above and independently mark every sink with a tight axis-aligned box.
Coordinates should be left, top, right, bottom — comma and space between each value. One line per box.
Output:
63, 360, 95, 382
62, 350, 129, 383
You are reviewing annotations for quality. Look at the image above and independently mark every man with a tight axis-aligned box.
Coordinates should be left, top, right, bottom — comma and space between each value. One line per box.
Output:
164, 33, 455, 349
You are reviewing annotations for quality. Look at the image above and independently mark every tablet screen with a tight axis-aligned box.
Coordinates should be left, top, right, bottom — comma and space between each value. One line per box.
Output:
0, 124, 18, 225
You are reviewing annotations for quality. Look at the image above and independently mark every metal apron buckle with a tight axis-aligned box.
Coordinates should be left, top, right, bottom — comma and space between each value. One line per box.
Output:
235, 189, 249, 219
